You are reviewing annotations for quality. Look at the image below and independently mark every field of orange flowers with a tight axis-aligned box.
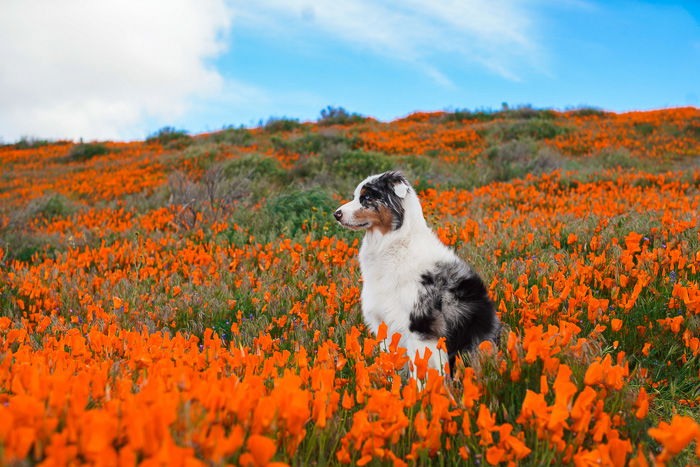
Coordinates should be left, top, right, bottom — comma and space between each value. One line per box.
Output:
1, 107, 699, 466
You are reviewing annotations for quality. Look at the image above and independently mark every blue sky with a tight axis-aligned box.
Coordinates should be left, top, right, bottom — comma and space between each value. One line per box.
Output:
1, 0, 699, 141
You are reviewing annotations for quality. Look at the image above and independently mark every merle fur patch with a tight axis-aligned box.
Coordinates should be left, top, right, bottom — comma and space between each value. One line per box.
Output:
410, 260, 500, 372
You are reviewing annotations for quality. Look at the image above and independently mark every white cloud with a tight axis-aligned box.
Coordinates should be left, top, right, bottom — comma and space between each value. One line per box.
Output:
0, 0, 233, 141
234, 0, 545, 84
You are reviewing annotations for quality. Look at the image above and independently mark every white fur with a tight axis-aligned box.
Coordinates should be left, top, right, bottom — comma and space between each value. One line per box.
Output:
337, 175, 456, 375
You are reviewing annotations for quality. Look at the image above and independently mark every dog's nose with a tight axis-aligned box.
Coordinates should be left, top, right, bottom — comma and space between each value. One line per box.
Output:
334, 210, 343, 221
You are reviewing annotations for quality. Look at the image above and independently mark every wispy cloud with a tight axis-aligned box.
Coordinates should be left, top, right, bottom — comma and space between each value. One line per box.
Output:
0, 0, 233, 141
234, 0, 545, 84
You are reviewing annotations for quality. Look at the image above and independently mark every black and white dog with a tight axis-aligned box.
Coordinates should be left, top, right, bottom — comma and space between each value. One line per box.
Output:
334, 171, 500, 375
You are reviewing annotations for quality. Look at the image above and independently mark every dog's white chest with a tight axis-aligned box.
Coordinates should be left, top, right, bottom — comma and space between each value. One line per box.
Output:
357, 229, 455, 336
358, 244, 421, 336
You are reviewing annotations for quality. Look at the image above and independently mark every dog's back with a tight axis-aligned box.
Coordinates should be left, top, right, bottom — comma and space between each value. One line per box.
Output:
412, 258, 501, 370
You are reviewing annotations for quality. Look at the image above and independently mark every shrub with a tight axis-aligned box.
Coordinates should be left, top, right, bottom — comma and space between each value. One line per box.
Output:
485, 140, 563, 181
221, 154, 285, 181
442, 109, 497, 123
596, 147, 642, 169
272, 130, 357, 155
264, 117, 302, 133
489, 119, 568, 141
206, 127, 253, 146
290, 146, 393, 192
684, 122, 700, 139
318, 106, 367, 126
634, 122, 655, 136
0, 194, 72, 263
35, 194, 74, 220
0, 232, 61, 264
179, 143, 222, 171
568, 107, 608, 118
392, 155, 440, 192
264, 188, 341, 236
0, 194, 76, 238
147, 127, 191, 148
394, 155, 433, 176
166, 154, 287, 230
14, 137, 53, 149
333, 150, 392, 179
501, 106, 557, 120
65, 143, 110, 162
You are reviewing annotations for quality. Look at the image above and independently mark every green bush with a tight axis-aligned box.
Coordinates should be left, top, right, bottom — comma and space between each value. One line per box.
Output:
291, 146, 392, 186
14, 137, 53, 149
683, 121, 700, 139
272, 131, 357, 155
333, 150, 392, 179
501, 106, 557, 120
634, 122, 655, 136
392, 155, 440, 192
568, 107, 608, 118
0, 194, 76, 260
221, 154, 285, 181
180, 143, 221, 171
12, 243, 52, 263
441, 109, 497, 123
394, 155, 433, 176
264, 117, 302, 133
684, 122, 700, 139
206, 127, 253, 146
3, 194, 78, 236
263, 188, 341, 237
66, 143, 110, 162
165, 155, 288, 213
35, 194, 73, 219
147, 127, 191, 148
0, 230, 63, 264
595, 147, 642, 169
485, 140, 563, 181
489, 119, 568, 141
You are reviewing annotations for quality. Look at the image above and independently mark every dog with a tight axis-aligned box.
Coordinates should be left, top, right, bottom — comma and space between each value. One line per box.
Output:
334, 171, 500, 376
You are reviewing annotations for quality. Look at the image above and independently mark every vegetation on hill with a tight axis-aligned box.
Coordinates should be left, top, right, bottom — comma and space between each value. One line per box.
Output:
1, 106, 699, 465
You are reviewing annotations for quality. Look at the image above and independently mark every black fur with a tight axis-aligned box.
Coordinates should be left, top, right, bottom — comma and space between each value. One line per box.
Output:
409, 312, 437, 337
410, 261, 500, 373
360, 171, 408, 230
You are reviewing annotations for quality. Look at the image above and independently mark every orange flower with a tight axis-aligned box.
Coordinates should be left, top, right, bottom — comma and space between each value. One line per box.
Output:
648, 415, 700, 462
611, 318, 623, 332
634, 388, 649, 419
476, 404, 496, 445
486, 446, 506, 465
461, 368, 481, 409
245, 435, 277, 467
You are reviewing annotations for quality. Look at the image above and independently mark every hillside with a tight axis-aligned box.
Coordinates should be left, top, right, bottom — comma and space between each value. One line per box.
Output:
1, 106, 699, 465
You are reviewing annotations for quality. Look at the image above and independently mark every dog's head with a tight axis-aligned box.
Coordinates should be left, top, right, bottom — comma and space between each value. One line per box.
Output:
334, 171, 412, 234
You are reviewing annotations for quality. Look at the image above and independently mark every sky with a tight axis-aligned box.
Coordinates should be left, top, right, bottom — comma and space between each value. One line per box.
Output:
1, 0, 699, 142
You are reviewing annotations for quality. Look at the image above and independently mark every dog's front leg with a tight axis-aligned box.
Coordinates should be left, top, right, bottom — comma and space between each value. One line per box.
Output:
404, 336, 447, 388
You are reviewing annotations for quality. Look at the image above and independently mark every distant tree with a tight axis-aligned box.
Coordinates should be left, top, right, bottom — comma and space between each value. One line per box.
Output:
318, 106, 367, 126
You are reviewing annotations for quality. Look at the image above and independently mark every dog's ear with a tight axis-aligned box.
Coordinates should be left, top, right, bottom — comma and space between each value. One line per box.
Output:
393, 182, 408, 199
